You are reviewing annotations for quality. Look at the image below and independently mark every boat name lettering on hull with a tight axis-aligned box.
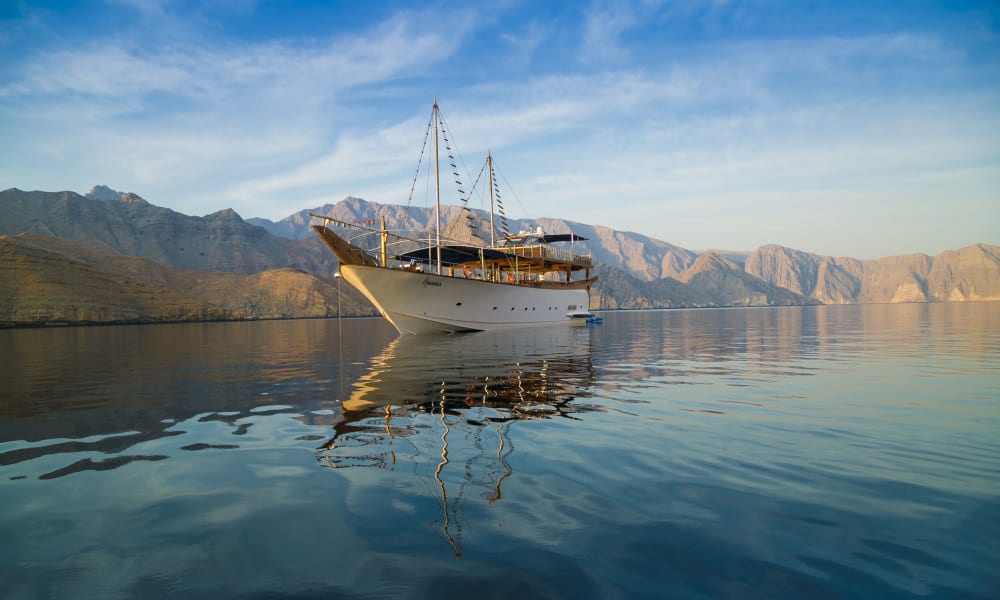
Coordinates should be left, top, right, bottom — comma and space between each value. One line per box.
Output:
422, 277, 442, 287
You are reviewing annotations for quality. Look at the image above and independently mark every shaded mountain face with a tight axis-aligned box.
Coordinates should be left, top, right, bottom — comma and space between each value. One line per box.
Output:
0, 187, 338, 276
0, 233, 372, 326
1, 233, 230, 325
589, 255, 816, 310
672, 252, 817, 307
1, 187, 997, 327
0, 187, 336, 273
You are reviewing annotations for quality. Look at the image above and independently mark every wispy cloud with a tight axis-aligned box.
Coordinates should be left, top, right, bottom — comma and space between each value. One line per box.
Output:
4, 9, 472, 107
498, 20, 547, 66
0, 1, 996, 256
1, 5, 480, 214
2, 46, 199, 111
579, 0, 640, 63
105, 0, 171, 15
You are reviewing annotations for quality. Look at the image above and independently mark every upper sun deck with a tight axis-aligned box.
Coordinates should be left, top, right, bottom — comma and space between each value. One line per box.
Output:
493, 241, 592, 269
493, 230, 592, 269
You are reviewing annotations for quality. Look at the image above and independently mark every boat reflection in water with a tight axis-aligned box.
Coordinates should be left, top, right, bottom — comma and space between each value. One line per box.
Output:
317, 325, 600, 556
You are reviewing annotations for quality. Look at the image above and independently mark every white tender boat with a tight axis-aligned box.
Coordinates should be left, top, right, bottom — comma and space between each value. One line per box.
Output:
311, 100, 597, 334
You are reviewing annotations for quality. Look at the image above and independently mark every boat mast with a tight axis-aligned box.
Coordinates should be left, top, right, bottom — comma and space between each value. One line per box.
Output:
487, 150, 495, 247
379, 215, 387, 267
433, 98, 442, 275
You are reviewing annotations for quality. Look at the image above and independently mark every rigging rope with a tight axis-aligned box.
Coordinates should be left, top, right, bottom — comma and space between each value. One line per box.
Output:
437, 112, 481, 242
404, 109, 436, 228
492, 161, 510, 237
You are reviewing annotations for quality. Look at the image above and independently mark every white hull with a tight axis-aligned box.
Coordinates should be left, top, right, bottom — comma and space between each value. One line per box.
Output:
341, 265, 590, 334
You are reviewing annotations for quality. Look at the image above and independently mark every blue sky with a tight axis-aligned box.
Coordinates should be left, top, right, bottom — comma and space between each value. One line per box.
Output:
1, 0, 997, 258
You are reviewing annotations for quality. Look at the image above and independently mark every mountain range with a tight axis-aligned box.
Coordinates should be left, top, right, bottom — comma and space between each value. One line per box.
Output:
2, 185, 997, 326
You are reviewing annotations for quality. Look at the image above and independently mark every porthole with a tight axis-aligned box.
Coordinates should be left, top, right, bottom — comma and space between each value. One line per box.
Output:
456, 302, 462, 306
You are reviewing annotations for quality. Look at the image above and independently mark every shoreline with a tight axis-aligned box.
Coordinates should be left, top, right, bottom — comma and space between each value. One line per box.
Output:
5, 299, 997, 329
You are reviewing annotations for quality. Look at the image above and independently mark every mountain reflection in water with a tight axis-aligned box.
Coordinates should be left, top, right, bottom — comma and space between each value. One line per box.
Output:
317, 326, 600, 555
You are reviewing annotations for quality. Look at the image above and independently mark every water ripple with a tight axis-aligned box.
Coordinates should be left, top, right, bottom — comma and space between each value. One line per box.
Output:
1, 306, 998, 598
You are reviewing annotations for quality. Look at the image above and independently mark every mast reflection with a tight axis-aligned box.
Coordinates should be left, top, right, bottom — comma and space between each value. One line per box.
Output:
317, 325, 599, 556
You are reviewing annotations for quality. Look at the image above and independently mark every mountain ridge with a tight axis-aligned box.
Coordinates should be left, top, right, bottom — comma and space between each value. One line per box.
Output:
261, 195, 999, 306
1, 186, 997, 326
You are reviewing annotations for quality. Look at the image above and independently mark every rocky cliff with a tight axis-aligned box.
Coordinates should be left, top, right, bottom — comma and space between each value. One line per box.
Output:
0, 233, 371, 326
745, 243, 1000, 304
675, 252, 817, 307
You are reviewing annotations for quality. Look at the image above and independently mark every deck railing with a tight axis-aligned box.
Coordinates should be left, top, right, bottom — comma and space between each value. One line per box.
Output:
502, 244, 592, 267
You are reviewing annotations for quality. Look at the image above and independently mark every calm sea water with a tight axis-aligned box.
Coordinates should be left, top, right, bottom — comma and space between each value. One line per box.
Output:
1, 304, 998, 599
